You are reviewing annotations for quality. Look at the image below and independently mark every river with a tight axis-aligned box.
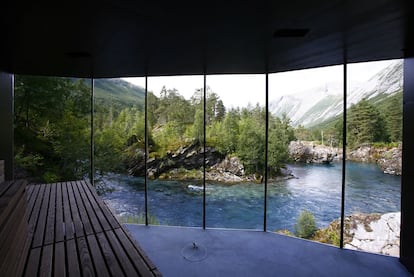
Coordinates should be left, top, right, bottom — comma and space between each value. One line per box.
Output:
100, 161, 400, 232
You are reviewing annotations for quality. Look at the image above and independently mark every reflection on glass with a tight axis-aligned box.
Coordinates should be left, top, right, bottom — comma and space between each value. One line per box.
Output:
147, 75, 204, 227
267, 65, 343, 246
13, 75, 91, 183
205, 74, 265, 229
345, 60, 402, 256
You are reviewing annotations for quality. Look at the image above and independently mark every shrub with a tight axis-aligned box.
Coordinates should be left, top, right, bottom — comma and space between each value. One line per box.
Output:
294, 210, 318, 239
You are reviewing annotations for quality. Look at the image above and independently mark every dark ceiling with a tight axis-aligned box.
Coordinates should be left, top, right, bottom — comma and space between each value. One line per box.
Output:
0, 0, 412, 78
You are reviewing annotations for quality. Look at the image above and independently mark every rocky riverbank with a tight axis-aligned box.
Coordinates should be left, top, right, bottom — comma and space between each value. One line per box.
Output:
301, 212, 400, 257
127, 144, 294, 183
288, 141, 402, 176
347, 145, 402, 175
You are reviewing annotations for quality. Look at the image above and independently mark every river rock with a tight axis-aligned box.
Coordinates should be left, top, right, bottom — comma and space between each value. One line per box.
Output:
344, 212, 400, 257
376, 146, 402, 175
289, 141, 336, 164
348, 145, 402, 175
210, 156, 245, 176
347, 146, 376, 163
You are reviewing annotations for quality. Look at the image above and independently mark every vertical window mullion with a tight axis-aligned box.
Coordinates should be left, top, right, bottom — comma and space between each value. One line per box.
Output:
340, 63, 347, 248
144, 76, 149, 226
90, 78, 94, 186
203, 74, 207, 229
264, 73, 269, 232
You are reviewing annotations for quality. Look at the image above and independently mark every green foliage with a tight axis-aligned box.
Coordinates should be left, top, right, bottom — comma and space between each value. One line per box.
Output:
118, 213, 159, 225
380, 91, 402, 142
294, 210, 318, 239
192, 109, 204, 144
310, 91, 402, 149
14, 75, 91, 182
14, 146, 44, 174
14, 76, 295, 181
268, 116, 291, 175
347, 99, 389, 147
237, 115, 265, 174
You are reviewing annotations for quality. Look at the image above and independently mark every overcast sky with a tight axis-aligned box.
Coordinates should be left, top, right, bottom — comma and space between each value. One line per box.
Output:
122, 59, 399, 108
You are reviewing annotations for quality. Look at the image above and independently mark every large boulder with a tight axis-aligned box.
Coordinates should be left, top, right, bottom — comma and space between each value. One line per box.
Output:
344, 212, 400, 257
289, 141, 337, 164
210, 156, 245, 176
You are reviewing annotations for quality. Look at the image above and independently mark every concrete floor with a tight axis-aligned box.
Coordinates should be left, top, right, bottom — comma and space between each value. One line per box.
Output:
126, 224, 412, 277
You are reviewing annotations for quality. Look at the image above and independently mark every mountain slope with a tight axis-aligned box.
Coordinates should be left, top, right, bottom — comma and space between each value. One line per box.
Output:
270, 60, 403, 127
94, 78, 145, 109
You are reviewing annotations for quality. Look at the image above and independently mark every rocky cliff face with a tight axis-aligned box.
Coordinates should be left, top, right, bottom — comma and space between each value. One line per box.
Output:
128, 144, 225, 178
288, 141, 337, 164
344, 212, 400, 257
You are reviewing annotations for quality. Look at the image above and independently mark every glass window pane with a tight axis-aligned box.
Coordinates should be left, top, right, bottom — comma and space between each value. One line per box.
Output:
205, 74, 265, 229
267, 65, 343, 247
14, 75, 91, 183
345, 59, 402, 256
147, 75, 204, 227
94, 77, 147, 224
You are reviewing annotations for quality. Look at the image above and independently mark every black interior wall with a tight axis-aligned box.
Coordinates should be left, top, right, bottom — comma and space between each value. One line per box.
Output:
401, 57, 414, 273
0, 72, 13, 180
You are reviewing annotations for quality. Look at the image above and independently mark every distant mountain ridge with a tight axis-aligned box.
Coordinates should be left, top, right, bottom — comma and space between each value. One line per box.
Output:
270, 60, 403, 127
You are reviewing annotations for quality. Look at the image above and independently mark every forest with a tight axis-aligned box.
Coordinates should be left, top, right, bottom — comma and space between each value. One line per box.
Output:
13, 76, 401, 182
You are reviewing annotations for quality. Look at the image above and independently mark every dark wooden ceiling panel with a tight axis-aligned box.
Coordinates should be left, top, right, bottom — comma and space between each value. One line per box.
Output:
0, 0, 411, 77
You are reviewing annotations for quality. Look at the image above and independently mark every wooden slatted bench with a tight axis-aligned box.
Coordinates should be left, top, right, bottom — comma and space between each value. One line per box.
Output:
23, 180, 161, 277
0, 180, 30, 276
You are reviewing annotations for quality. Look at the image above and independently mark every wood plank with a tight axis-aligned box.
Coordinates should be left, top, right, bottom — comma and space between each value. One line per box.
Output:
39, 244, 53, 277
26, 183, 34, 198
66, 239, 81, 277
72, 181, 93, 235
62, 182, 74, 240
0, 180, 13, 196
114, 228, 155, 277
77, 236, 95, 277
86, 235, 110, 277
0, 187, 27, 255
44, 183, 56, 245
55, 183, 65, 242
54, 242, 66, 277
28, 184, 46, 235
32, 184, 51, 248
75, 181, 102, 234
24, 247, 41, 277
17, 236, 32, 277
78, 180, 111, 232
0, 198, 29, 276
0, 180, 26, 225
83, 180, 120, 229
96, 232, 125, 277
67, 181, 84, 238
105, 230, 137, 276
10, 180, 159, 277
27, 185, 41, 219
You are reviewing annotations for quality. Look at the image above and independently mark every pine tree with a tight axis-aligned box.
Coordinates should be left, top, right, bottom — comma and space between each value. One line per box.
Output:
347, 99, 389, 147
